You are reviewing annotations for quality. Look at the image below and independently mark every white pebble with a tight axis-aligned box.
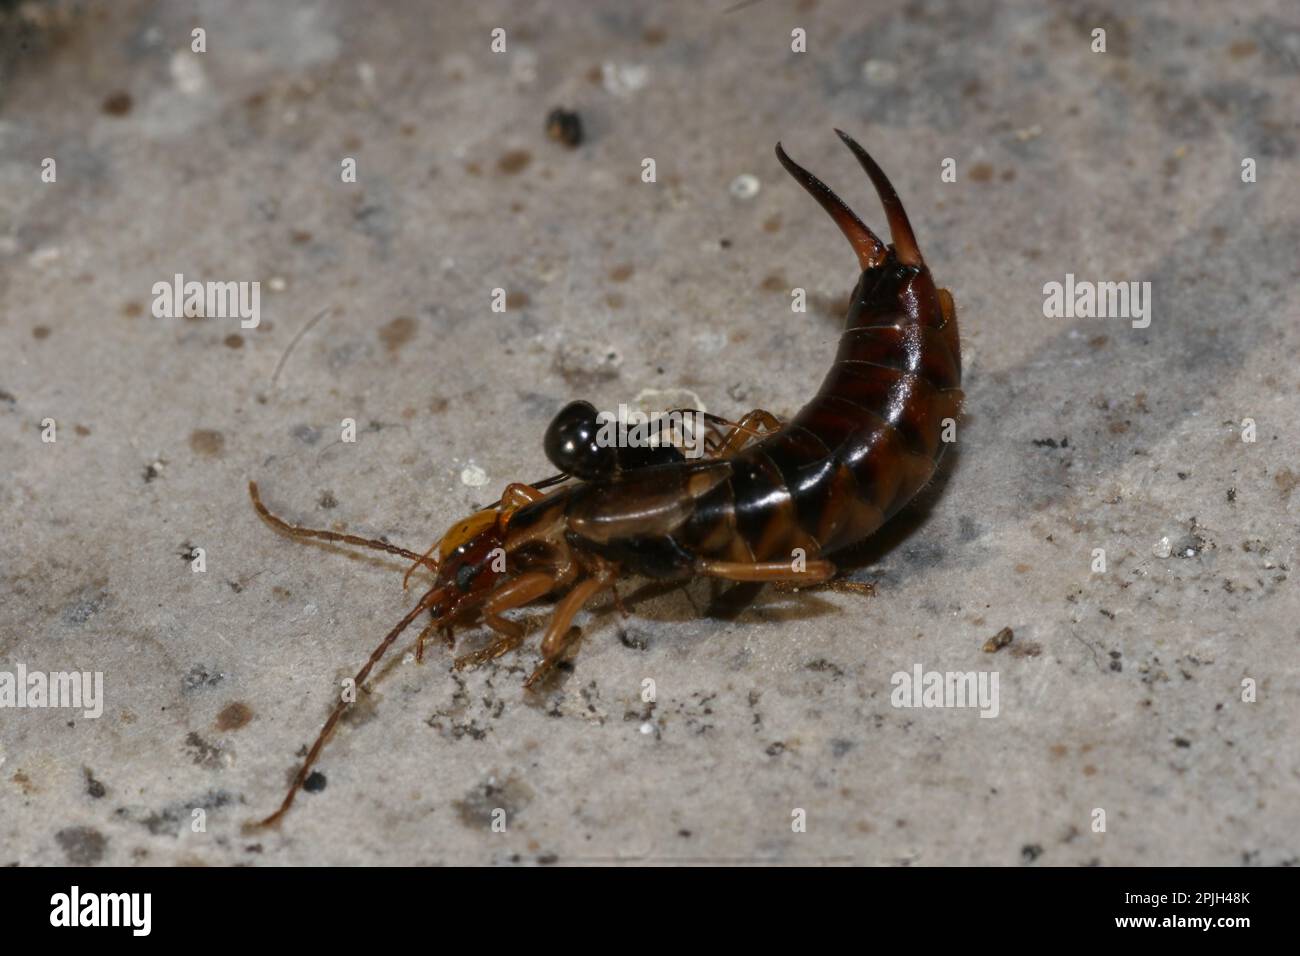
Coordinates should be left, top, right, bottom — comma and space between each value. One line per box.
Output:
461, 464, 488, 487
862, 59, 898, 85
730, 173, 760, 199
1152, 536, 1172, 559
602, 62, 649, 96
170, 50, 207, 95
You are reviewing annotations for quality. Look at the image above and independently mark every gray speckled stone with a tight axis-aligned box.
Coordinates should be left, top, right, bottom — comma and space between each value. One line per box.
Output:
1, 0, 1296, 866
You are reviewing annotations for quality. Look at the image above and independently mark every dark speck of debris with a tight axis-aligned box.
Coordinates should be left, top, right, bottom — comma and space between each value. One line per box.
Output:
1174, 737, 1192, 748
292, 424, 322, 445
618, 627, 648, 651
142, 459, 165, 482
536, 852, 559, 865
830, 738, 855, 758
1032, 436, 1068, 448
56, 826, 107, 864
545, 107, 583, 147
184, 731, 224, 769
1177, 471, 1189, 480
1226, 487, 1237, 503
84, 768, 106, 799
61, 585, 110, 626
116, 789, 234, 836
303, 771, 327, 793
982, 627, 1014, 653
183, 665, 224, 692
215, 701, 253, 732
1021, 844, 1043, 863
497, 149, 532, 175
454, 774, 534, 828
765, 741, 786, 757
189, 429, 225, 457
805, 658, 844, 678
102, 91, 132, 116
318, 490, 338, 509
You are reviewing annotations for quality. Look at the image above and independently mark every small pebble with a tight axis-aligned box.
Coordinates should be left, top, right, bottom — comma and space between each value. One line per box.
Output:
862, 59, 899, 85
1152, 536, 1172, 558
729, 174, 760, 200
460, 464, 488, 487
982, 627, 1014, 653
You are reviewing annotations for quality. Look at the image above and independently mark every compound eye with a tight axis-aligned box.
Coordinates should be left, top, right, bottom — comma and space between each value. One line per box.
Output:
543, 400, 615, 480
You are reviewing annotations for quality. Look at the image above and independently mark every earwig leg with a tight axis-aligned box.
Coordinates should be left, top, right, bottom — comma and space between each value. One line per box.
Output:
609, 582, 630, 619
414, 618, 441, 662
251, 481, 437, 570
250, 582, 446, 830
774, 577, 875, 597
524, 572, 616, 689
711, 409, 783, 457
402, 538, 441, 591
696, 558, 836, 584
454, 571, 556, 671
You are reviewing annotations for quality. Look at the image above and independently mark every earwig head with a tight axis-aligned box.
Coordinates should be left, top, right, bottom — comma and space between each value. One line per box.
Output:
427, 507, 509, 618
544, 400, 617, 480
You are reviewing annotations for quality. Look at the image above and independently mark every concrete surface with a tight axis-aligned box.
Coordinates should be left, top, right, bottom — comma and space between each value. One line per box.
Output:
1, 0, 1297, 866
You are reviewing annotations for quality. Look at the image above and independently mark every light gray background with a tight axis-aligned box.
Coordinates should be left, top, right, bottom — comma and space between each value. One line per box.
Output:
1, 0, 1296, 865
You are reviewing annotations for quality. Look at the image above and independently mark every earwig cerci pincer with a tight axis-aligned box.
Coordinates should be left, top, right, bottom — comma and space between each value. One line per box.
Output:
248, 130, 963, 826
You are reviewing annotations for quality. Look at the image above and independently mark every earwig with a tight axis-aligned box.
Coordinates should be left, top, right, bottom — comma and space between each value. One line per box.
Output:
249, 130, 961, 826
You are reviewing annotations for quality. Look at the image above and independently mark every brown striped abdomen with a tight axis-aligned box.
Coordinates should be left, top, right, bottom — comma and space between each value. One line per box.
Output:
678, 256, 962, 565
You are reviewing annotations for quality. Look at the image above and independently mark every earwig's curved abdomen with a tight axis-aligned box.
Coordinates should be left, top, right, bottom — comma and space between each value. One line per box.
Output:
753, 257, 963, 556
511, 132, 962, 579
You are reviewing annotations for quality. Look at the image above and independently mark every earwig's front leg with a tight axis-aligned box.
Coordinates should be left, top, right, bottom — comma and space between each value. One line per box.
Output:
523, 571, 616, 689
453, 571, 557, 670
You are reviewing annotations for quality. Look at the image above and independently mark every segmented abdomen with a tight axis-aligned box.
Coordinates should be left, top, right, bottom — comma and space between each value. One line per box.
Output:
680, 261, 962, 564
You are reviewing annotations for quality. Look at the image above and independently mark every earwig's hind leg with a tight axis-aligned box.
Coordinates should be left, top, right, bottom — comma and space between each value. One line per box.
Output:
250, 481, 437, 572
696, 557, 836, 585
454, 571, 556, 671
523, 572, 616, 689
711, 409, 783, 457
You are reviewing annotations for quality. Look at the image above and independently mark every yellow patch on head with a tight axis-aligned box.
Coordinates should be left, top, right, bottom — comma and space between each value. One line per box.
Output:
438, 509, 498, 561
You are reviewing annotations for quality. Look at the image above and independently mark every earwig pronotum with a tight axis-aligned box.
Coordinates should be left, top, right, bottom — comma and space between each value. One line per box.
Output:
249, 130, 961, 826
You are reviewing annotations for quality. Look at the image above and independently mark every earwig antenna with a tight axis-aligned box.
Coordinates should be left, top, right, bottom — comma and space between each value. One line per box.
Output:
251, 583, 446, 828
250, 481, 438, 572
